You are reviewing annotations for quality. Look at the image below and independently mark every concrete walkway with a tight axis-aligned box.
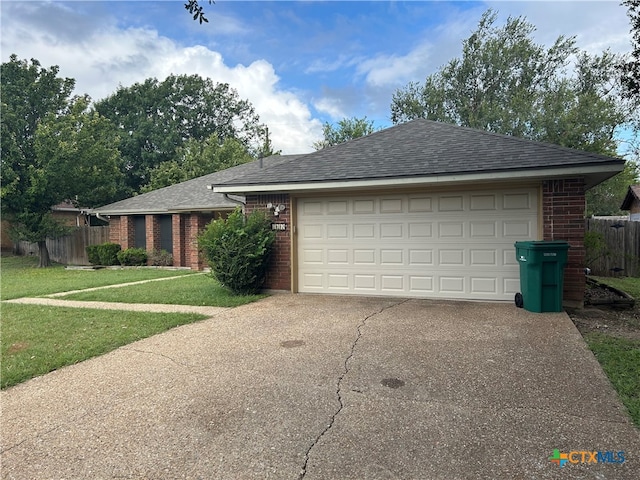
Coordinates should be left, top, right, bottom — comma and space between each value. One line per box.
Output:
1, 295, 639, 479
5, 296, 228, 316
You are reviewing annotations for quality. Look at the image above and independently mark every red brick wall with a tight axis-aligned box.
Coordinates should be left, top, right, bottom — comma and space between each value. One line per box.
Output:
108, 216, 121, 245
186, 213, 214, 270
146, 215, 160, 254
108, 215, 134, 250
542, 178, 586, 307
172, 214, 186, 267
245, 194, 291, 291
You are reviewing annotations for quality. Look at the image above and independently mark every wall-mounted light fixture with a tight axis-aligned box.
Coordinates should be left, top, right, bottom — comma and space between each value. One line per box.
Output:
266, 203, 286, 216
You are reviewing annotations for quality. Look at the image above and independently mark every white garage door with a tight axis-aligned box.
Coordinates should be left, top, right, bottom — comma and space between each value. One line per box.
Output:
297, 188, 538, 300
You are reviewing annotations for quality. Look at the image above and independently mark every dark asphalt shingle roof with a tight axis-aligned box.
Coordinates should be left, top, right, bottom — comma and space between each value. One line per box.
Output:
621, 185, 640, 210
94, 155, 299, 215
216, 119, 624, 187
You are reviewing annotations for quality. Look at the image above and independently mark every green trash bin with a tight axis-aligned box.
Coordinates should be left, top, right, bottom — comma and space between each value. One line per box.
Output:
515, 241, 570, 313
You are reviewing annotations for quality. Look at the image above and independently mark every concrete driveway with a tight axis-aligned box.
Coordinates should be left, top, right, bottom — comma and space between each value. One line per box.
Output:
1, 295, 638, 479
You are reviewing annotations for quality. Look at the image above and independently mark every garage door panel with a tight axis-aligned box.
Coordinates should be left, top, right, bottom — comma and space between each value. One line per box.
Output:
353, 224, 375, 238
438, 195, 464, 211
327, 200, 348, 214
380, 198, 403, 213
470, 249, 497, 265
503, 193, 531, 209
354, 199, 375, 214
353, 249, 376, 264
439, 222, 464, 237
470, 194, 497, 210
381, 223, 403, 238
408, 197, 433, 212
327, 249, 348, 264
471, 277, 498, 294
409, 249, 434, 265
503, 220, 533, 237
380, 249, 404, 265
470, 221, 497, 237
297, 189, 537, 299
408, 222, 433, 238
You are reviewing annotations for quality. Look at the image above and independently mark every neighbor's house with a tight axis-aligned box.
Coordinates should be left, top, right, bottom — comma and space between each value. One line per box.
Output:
92, 155, 297, 270
621, 185, 640, 221
51, 201, 93, 227
2, 201, 93, 253
209, 119, 624, 307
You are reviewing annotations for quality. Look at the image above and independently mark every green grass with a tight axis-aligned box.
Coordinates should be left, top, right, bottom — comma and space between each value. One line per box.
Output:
583, 333, 640, 426
584, 276, 640, 427
60, 273, 267, 307
0, 255, 197, 300
1, 303, 207, 389
0, 254, 266, 389
593, 276, 640, 300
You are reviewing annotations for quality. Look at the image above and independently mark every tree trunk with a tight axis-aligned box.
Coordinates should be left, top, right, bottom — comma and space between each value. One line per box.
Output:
37, 240, 51, 268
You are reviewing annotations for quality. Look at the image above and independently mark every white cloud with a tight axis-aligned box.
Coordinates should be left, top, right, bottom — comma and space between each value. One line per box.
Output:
313, 97, 348, 120
356, 42, 435, 88
0, 3, 320, 154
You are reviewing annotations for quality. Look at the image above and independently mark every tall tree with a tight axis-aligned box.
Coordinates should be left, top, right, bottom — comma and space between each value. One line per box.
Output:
390, 10, 636, 214
1, 55, 75, 209
142, 136, 253, 192
1, 56, 124, 266
95, 74, 265, 196
620, 0, 640, 102
313, 117, 377, 150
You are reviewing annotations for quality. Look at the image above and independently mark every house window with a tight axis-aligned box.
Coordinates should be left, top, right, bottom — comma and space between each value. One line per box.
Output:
159, 215, 173, 253
133, 216, 146, 249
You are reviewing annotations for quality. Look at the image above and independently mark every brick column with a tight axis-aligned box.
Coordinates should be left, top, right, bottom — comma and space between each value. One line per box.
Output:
108, 216, 121, 245
146, 215, 160, 253
109, 215, 134, 250
542, 178, 586, 307
172, 214, 186, 267
187, 213, 208, 270
245, 194, 291, 291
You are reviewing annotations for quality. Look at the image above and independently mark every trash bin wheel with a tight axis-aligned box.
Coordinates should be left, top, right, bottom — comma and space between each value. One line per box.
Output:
515, 292, 524, 308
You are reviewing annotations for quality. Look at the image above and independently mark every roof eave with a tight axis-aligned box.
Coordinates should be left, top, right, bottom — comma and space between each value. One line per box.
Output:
620, 186, 640, 210
212, 164, 625, 194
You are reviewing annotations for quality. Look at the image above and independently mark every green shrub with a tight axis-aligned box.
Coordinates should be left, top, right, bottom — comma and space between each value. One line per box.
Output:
86, 243, 121, 266
117, 248, 148, 266
149, 249, 173, 266
86, 244, 101, 265
199, 208, 275, 294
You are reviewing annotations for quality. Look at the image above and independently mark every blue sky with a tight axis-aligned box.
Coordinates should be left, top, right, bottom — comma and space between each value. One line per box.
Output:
1, 1, 634, 153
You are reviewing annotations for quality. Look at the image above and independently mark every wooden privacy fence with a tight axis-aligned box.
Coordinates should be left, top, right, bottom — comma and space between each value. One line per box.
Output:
585, 219, 640, 277
16, 226, 110, 266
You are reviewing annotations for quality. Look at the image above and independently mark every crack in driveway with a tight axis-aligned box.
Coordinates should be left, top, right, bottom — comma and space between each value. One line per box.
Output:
297, 299, 410, 480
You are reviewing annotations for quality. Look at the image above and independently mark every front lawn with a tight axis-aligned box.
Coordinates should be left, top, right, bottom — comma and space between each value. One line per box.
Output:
583, 333, 640, 425
0, 255, 197, 300
571, 276, 640, 427
1, 303, 206, 389
0, 254, 265, 389
60, 272, 267, 307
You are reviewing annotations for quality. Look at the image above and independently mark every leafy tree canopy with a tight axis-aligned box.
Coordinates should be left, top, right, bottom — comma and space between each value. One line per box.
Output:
620, 0, 640, 102
390, 9, 638, 215
1, 55, 124, 266
94, 74, 266, 196
1, 55, 75, 210
313, 116, 378, 150
142, 136, 253, 192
